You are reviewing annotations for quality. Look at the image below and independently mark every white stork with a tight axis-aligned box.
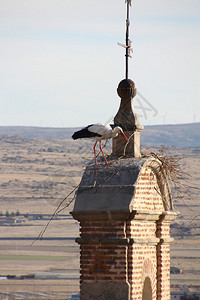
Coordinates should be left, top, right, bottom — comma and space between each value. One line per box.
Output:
72, 123, 128, 166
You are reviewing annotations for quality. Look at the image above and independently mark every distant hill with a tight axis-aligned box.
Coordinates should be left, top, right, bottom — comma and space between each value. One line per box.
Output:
0, 123, 199, 148
0, 126, 77, 139
141, 122, 200, 147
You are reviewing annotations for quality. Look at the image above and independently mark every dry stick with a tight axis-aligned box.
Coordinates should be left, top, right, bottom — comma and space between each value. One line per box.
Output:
34, 138, 128, 244
130, 145, 200, 234
56, 194, 76, 214
34, 142, 200, 243
191, 214, 200, 222
123, 132, 135, 157
173, 181, 196, 213
154, 187, 170, 210
32, 137, 129, 245
32, 166, 112, 244
144, 146, 200, 233
31, 184, 80, 245
178, 214, 200, 233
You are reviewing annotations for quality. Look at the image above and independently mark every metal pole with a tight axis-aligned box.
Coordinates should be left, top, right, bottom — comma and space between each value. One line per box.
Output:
125, 1, 130, 79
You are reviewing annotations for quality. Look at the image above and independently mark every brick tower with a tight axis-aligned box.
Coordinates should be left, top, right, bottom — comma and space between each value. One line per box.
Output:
71, 79, 178, 299
72, 156, 178, 299
71, 1, 178, 299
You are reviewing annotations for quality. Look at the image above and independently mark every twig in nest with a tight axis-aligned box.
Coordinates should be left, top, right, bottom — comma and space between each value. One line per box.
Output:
142, 146, 200, 216
123, 132, 134, 156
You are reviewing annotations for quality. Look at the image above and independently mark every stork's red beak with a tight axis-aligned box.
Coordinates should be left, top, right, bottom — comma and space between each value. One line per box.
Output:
120, 131, 128, 142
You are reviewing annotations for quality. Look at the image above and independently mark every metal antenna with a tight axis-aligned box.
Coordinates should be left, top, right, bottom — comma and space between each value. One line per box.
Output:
118, 0, 133, 79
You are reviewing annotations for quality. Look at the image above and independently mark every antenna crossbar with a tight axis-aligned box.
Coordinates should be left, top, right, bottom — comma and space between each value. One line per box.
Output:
118, 0, 133, 79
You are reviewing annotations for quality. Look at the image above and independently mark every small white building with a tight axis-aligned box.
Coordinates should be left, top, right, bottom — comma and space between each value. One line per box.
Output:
15, 219, 25, 223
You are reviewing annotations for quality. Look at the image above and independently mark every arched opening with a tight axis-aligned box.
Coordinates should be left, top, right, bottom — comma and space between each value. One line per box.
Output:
142, 277, 152, 300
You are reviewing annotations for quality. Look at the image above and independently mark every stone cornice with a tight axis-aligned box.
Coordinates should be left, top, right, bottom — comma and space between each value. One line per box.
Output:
71, 209, 179, 222
158, 211, 180, 222
159, 237, 175, 244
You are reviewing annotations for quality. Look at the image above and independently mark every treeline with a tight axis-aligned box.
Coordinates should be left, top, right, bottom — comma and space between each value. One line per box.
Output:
0, 210, 29, 218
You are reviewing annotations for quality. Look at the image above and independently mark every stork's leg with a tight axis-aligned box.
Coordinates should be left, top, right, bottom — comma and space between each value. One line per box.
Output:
93, 141, 98, 166
99, 141, 109, 165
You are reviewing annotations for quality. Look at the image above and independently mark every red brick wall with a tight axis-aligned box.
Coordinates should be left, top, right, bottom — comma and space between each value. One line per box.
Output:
126, 221, 156, 239
80, 221, 126, 238
80, 221, 128, 282
133, 168, 164, 212
77, 166, 173, 300
80, 244, 128, 282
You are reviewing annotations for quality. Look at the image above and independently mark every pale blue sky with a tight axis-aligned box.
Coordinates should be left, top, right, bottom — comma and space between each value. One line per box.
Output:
0, 0, 199, 127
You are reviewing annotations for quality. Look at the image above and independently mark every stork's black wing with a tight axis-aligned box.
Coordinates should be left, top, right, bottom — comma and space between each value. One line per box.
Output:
72, 125, 102, 140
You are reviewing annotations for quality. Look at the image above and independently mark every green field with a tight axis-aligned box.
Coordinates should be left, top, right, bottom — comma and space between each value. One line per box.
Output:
0, 254, 68, 261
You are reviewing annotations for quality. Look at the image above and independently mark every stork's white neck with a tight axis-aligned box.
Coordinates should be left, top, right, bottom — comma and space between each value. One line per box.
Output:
112, 127, 121, 138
